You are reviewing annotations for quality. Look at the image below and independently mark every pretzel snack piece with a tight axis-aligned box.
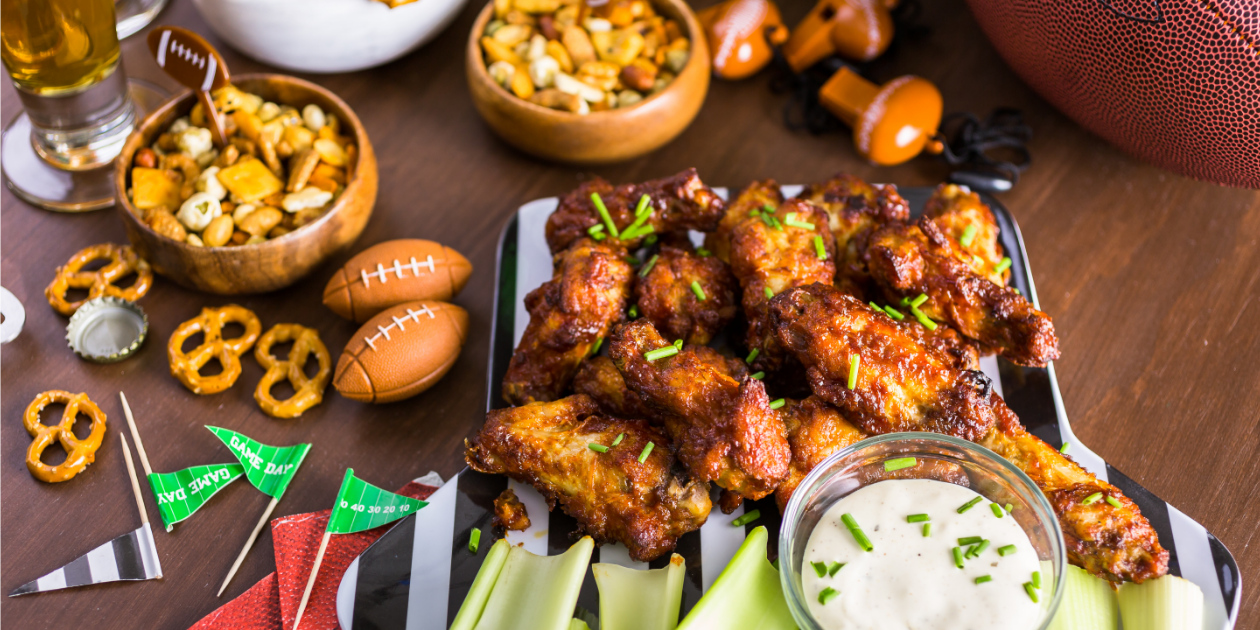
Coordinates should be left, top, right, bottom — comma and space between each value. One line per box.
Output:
254, 323, 331, 418
45, 243, 153, 316
23, 391, 108, 483
168, 305, 262, 394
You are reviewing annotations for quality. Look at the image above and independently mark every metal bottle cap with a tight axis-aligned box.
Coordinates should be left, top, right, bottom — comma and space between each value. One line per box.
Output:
66, 297, 148, 363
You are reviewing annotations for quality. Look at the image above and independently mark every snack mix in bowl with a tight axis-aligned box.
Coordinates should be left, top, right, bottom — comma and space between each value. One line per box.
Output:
127, 86, 358, 248
479, 0, 691, 113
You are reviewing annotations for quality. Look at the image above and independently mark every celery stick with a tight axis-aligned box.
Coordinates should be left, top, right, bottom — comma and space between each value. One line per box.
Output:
473, 536, 595, 630
593, 553, 686, 630
1047, 564, 1118, 630
450, 539, 511, 630
569, 620, 591, 630
675, 526, 796, 630
1117, 574, 1204, 630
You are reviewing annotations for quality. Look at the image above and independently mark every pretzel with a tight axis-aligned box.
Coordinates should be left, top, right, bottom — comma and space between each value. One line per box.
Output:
45, 244, 153, 316
254, 323, 331, 418
168, 305, 262, 394
24, 391, 107, 483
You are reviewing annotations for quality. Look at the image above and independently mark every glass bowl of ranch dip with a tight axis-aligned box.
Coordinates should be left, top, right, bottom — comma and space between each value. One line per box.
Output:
779, 432, 1066, 630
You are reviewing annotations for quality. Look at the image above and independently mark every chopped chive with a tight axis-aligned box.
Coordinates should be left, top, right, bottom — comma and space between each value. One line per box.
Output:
840, 513, 873, 552
912, 306, 938, 331
750, 371, 765, 380
958, 536, 984, 546
1082, 492, 1103, 506
634, 193, 652, 217
690, 281, 707, 301
1032, 570, 1042, 589
1024, 582, 1039, 603
611, 433, 625, 447
590, 193, 619, 238
639, 254, 659, 277
960, 224, 978, 248
958, 497, 983, 513
638, 442, 654, 462
628, 305, 639, 318
590, 232, 606, 240
750, 209, 761, 217
588, 224, 605, 235
762, 204, 775, 213
785, 212, 797, 223
770, 216, 784, 231
973, 539, 991, 556
673, 339, 684, 349
814, 235, 827, 260
644, 345, 679, 361
965, 544, 981, 559
469, 528, 482, 553
1060, 442, 1071, 453
973, 254, 983, 266
811, 561, 828, 578
622, 224, 655, 241
952, 546, 965, 569
769, 398, 786, 410
745, 348, 760, 363
870, 301, 882, 310
991, 503, 1005, 518
818, 587, 839, 605
847, 355, 860, 389
1011, 286, 1020, 294
759, 213, 775, 227
884, 305, 905, 320
696, 247, 711, 257
998, 544, 1017, 556
731, 509, 760, 527
995, 257, 1012, 274
625, 255, 641, 265
922, 523, 931, 537
644, 234, 657, 245
1106, 496, 1123, 508
884, 457, 916, 472
828, 561, 844, 577
1004, 503, 1013, 513
911, 293, 929, 308
975, 574, 992, 585
764, 287, 774, 299
900, 296, 911, 306
591, 337, 603, 355
588, 443, 609, 453
906, 514, 930, 523
784, 212, 815, 230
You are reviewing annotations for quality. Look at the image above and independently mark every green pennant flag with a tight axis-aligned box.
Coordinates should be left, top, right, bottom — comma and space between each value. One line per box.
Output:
327, 468, 427, 534
208, 427, 311, 499
148, 463, 246, 531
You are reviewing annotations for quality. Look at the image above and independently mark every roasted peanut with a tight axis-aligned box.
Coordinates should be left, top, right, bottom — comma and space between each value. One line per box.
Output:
562, 26, 596, 66
510, 66, 536, 98
186, 233, 205, 247
545, 40, 574, 73
539, 14, 559, 40
237, 206, 283, 237
577, 60, 620, 91
267, 226, 291, 239
230, 230, 249, 245
135, 147, 157, 169
202, 214, 235, 247
214, 144, 241, 168
146, 207, 188, 241
482, 37, 524, 65
493, 24, 533, 46
621, 57, 657, 91
529, 88, 584, 113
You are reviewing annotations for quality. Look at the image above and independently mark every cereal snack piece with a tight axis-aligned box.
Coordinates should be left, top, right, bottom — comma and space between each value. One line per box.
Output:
131, 167, 183, 210
216, 159, 284, 203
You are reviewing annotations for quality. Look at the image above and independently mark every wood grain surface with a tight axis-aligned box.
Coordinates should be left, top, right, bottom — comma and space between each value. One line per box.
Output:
3, 0, 1257, 628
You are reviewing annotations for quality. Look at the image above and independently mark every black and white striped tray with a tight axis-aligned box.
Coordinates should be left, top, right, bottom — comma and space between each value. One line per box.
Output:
337, 186, 1241, 630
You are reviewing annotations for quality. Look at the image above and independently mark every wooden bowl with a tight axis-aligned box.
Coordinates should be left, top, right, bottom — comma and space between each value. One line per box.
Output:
466, 0, 710, 165
114, 74, 378, 295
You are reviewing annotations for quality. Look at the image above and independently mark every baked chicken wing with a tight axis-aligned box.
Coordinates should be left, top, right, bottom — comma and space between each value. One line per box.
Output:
502, 238, 634, 405
922, 183, 1008, 285
774, 396, 867, 511
574, 349, 748, 419
796, 174, 909, 298
610, 320, 790, 506
466, 395, 712, 562
545, 169, 726, 254
635, 244, 739, 345
864, 217, 1060, 367
704, 179, 784, 263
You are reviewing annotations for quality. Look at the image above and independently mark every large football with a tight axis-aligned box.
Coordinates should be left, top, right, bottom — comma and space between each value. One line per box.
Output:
963, 0, 1260, 188
334, 300, 469, 403
323, 239, 473, 323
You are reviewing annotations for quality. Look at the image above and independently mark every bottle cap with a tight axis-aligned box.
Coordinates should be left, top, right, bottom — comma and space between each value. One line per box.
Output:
65, 297, 148, 363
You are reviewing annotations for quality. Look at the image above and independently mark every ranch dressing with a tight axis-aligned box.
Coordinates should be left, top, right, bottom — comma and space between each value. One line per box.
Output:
803, 479, 1043, 630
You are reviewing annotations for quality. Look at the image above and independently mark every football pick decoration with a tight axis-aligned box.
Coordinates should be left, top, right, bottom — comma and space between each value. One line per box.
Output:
146, 26, 231, 147
149, 463, 246, 531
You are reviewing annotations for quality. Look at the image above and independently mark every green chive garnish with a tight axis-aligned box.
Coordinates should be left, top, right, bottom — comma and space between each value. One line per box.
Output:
869, 301, 882, 310
884, 305, 904, 320
588, 224, 605, 235
1032, 571, 1042, 589
638, 442, 654, 462
611, 433, 625, 447
784, 212, 815, 230
911, 293, 929, 308
469, 528, 482, 553
1060, 442, 1071, 453
818, 587, 839, 605
769, 398, 785, 410
1082, 492, 1103, 505
731, 509, 760, 527
759, 213, 774, 228
998, 544, 1017, 556
750, 371, 765, 380
952, 546, 965, 569
957, 536, 983, 546
625, 255, 641, 265
770, 216, 784, 231
639, 254, 659, 277
1106, 496, 1123, 508
1024, 582, 1039, 603
634, 193, 651, 217
697, 247, 711, 257
906, 514, 930, 523
645, 234, 657, 245
750, 209, 761, 217
900, 296, 911, 306
922, 523, 931, 537
745, 348, 760, 363
644, 345, 679, 361
912, 306, 938, 331
975, 574, 992, 585
590, 193, 619, 238
591, 337, 603, 355
884, 457, 916, 472
991, 503, 1005, 518
811, 561, 828, 578
1012, 287, 1020, 295
814, 235, 827, 260
974, 539, 991, 555
965, 544, 981, 559
1005, 503, 1013, 513
958, 497, 983, 514
840, 513, 873, 552
588, 443, 609, 453
764, 287, 774, 299
673, 339, 684, 349
690, 281, 707, 301
847, 355, 860, 389
960, 224, 978, 248
628, 305, 639, 318
995, 257, 1012, 274
762, 204, 774, 213
828, 562, 844, 577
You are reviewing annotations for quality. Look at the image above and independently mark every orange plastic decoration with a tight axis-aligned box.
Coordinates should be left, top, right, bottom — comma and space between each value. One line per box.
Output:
782, 0, 894, 72
24, 390, 107, 483
818, 66, 943, 166
697, 0, 789, 80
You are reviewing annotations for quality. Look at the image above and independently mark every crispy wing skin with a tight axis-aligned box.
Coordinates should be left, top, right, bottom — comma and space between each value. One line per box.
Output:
729, 198, 837, 377
545, 169, 726, 254
704, 179, 784, 263
864, 217, 1060, 367
466, 395, 712, 561
502, 238, 634, 405
922, 183, 1009, 285
574, 350, 749, 419
610, 320, 790, 505
796, 174, 910, 299
775, 396, 867, 511
770, 283, 997, 442
493, 488, 531, 531
979, 395, 1169, 583
635, 244, 739, 345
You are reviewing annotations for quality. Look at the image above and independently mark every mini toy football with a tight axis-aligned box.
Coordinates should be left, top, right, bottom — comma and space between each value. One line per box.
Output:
323, 239, 473, 323
964, 0, 1260, 188
334, 301, 469, 404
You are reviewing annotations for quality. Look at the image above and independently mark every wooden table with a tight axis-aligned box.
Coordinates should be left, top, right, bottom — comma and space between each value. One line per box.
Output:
3, 0, 1257, 627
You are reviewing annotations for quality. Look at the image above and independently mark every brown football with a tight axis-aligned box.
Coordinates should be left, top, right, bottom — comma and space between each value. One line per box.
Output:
323, 239, 473, 323
334, 300, 469, 403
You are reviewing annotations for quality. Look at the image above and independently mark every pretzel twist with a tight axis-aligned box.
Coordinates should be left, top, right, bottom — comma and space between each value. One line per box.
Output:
23, 391, 108, 483
254, 323, 331, 418
168, 305, 262, 394
45, 243, 153, 316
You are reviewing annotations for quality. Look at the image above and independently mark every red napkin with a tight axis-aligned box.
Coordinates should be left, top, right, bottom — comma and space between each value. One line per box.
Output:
188, 481, 437, 630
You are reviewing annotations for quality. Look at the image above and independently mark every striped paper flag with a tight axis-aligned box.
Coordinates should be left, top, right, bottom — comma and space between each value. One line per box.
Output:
208, 427, 310, 499
328, 469, 427, 534
149, 463, 246, 531
9, 524, 162, 596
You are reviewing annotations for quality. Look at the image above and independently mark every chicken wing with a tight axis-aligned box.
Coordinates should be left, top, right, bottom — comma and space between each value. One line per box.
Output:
545, 168, 726, 254
502, 238, 634, 405
609, 319, 790, 506
703, 179, 784, 263
864, 217, 1060, 367
774, 396, 867, 511
493, 488, 531, 531
796, 174, 909, 298
635, 244, 739, 345
466, 395, 712, 562
922, 183, 1009, 285
574, 350, 749, 419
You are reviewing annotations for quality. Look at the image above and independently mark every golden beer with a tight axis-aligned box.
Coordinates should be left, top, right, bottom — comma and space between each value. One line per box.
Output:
1, 0, 120, 95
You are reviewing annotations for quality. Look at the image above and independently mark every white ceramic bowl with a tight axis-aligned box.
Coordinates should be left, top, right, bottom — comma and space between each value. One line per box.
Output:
191, 0, 468, 74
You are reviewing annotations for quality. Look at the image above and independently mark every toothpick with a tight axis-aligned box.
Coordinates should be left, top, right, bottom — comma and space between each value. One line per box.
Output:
119, 392, 153, 477
292, 531, 331, 630
120, 434, 149, 526
217, 496, 280, 597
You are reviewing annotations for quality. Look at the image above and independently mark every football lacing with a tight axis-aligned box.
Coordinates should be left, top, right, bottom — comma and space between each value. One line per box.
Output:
359, 255, 437, 289
363, 305, 436, 350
